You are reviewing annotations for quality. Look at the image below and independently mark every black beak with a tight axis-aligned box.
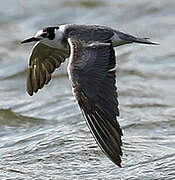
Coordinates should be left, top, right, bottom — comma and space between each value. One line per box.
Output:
21, 37, 39, 44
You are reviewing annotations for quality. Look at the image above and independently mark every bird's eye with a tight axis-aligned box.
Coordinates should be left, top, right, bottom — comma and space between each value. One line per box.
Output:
41, 33, 48, 38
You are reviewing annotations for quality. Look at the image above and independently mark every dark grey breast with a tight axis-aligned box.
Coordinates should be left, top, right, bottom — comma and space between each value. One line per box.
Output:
68, 34, 123, 167
27, 42, 69, 96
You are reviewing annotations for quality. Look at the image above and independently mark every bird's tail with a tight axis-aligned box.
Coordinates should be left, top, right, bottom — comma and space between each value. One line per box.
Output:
130, 37, 159, 45
116, 31, 159, 46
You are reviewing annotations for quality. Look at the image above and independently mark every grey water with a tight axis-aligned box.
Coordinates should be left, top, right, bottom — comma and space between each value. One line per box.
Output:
0, 0, 175, 179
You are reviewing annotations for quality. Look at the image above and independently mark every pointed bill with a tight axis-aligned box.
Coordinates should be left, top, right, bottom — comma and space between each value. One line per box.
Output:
21, 37, 39, 44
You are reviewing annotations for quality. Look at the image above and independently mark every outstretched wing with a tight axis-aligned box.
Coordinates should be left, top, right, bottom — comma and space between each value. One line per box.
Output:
27, 42, 69, 96
68, 38, 123, 167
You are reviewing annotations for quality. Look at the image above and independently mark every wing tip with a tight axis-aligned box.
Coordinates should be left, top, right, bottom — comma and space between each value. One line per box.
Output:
80, 100, 123, 168
117, 163, 122, 168
27, 91, 33, 96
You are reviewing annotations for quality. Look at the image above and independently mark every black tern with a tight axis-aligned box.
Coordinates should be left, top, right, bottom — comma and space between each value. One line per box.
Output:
21, 24, 158, 167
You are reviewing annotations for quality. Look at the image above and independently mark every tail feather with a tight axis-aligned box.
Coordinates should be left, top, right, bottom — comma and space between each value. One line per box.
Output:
132, 37, 159, 45
116, 31, 159, 45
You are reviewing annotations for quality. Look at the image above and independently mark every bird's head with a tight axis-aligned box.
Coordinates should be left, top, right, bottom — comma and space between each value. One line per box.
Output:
21, 26, 66, 48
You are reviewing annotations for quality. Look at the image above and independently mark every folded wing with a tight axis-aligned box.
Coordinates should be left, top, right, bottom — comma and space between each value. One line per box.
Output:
27, 42, 69, 96
68, 37, 123, 167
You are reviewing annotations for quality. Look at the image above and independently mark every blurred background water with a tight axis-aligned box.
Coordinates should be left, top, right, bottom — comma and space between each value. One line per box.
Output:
0, 0, 175, 179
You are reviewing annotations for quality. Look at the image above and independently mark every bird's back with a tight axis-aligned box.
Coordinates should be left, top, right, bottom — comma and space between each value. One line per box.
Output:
64, 24, 115, 43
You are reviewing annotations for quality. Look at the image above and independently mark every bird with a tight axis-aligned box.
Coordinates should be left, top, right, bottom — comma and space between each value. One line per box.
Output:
21, 24, 158, 167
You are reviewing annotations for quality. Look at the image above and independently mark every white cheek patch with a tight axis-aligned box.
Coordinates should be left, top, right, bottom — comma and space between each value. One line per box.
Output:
34, 30, 43, 38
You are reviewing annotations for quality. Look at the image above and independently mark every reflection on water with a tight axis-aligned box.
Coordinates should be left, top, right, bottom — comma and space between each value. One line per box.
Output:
0, 0, 175, 179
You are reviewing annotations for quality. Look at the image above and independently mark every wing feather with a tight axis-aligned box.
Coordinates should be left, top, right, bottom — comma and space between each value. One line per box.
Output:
27, 67, 33, 96
26, 42, 69, 95
68, 37, 123, 167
